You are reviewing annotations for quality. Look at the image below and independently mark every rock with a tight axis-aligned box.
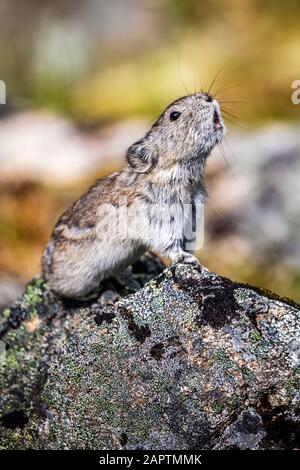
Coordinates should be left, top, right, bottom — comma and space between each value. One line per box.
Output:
0, 253, 299, 450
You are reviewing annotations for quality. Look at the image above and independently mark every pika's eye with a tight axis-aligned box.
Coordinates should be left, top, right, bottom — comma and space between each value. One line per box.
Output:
170, 111, 181, 121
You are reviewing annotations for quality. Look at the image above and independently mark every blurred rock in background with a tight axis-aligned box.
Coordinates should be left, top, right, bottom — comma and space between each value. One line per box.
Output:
0, 274, 23, 310
0, 0, 300, 305
0, 111, 146, 185
204, 124, 300, 301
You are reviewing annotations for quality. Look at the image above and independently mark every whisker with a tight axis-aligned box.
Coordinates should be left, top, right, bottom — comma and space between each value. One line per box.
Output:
218, 142, 244, 188
220, 106, 245, 128
223, 135, 238, 163
222, 115, 245, 129
197, 68, 205, 94
193, 67, 197, 94
217, 142, 232, 171
214, 83, 242, 97
218, 100, 245, 104
221, 108, 242, 121
177, 53, 190, 97
207, 67, 223, 95
221, 114, 237, 124
219, 141, 249, 195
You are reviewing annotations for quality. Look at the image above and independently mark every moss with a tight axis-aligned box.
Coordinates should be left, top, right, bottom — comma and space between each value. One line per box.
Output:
241, 366, 257, 385
237, 317, 254, 329
1, 349, 22, 372
90, 343, 102, 355
227, 394, 242, 411
249, 330, 262, 343
234, 288, 251, 303
0, 429, 32, 450
212, 348, 236, 370
212, 400, 224, 414
285, 374, 299, 399
251, 339, 270, 359
2, 309, 10, 319
23, 285, 42, 308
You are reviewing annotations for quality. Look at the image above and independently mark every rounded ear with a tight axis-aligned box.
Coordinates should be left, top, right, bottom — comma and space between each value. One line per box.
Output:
126, 139, 158, 173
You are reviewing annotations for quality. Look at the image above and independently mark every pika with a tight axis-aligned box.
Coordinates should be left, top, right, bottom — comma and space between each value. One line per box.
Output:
42, 92, 225, 299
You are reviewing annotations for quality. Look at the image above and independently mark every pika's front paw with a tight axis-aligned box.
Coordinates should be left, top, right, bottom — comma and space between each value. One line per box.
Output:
179, 253, 199, 265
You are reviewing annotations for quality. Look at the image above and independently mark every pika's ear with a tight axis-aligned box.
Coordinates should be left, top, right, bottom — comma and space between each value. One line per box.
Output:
126, 140, 158, 173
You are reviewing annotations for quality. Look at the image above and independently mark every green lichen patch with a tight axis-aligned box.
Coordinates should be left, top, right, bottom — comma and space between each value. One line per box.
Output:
212, 348, 236, 370
249, 330, 262, 343
227, 394, 242, 412
22, 278, 44, 315
285, 373, 300, 400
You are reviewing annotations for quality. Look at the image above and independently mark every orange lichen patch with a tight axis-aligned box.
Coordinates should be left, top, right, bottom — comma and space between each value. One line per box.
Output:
24, 316, 41, 332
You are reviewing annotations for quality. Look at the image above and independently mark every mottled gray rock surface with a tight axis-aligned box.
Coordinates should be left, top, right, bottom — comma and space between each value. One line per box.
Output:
0, 254, 299, 450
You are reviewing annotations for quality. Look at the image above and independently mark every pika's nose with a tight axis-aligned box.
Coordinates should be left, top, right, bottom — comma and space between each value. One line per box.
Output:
204, 93, 213, 102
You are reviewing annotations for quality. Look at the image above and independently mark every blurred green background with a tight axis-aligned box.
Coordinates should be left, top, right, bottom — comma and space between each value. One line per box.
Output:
0, 0, 300, 305
1, 0, 300, 121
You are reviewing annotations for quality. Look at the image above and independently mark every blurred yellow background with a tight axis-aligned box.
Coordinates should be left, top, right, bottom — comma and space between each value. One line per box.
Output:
0, 0, 300, 306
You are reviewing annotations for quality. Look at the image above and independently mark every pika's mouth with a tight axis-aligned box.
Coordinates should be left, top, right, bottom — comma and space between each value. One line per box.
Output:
213, 109, 223, 130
